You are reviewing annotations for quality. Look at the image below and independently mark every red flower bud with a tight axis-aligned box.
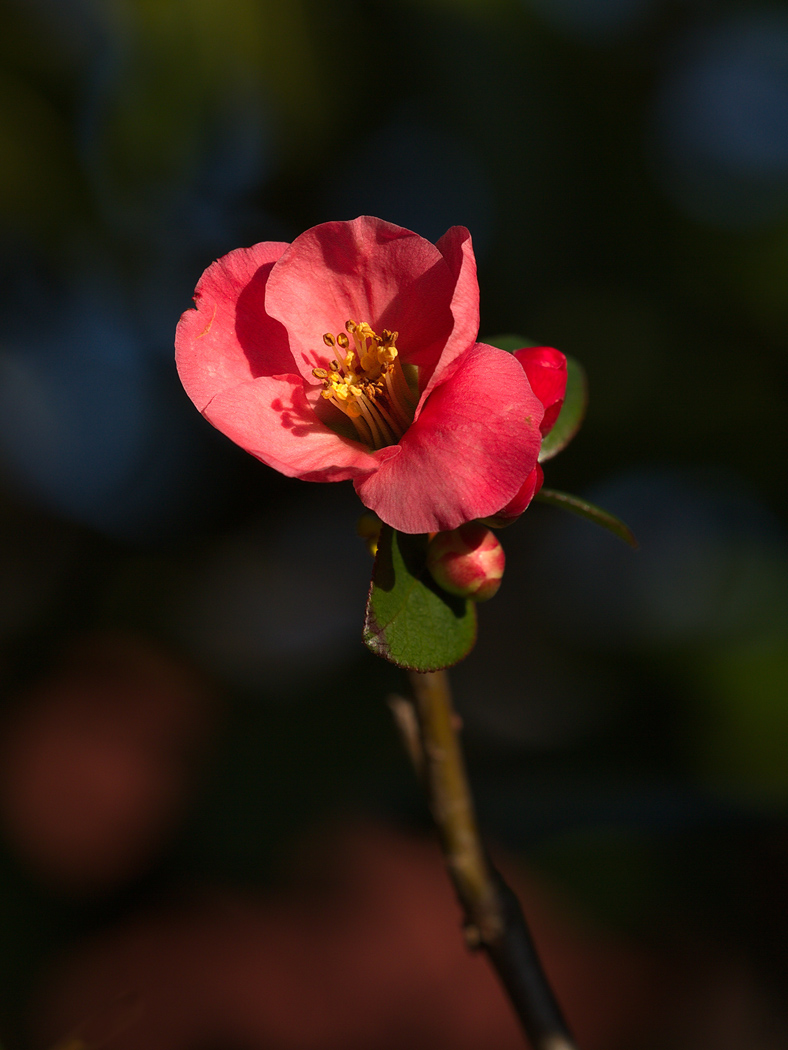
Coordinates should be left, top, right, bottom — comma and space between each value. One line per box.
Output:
426, 523, 505, 603
514, 346, 567, 436
482, 463, 544, 529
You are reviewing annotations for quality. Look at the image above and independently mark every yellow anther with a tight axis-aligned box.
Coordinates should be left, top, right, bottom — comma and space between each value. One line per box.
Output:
313, 318, 415, 451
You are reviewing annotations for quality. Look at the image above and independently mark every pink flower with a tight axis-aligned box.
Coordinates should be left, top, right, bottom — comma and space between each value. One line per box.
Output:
175, 216, 546, 534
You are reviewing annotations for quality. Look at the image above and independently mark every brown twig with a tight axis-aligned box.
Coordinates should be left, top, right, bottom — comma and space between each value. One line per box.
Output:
407, 669, 578, 1050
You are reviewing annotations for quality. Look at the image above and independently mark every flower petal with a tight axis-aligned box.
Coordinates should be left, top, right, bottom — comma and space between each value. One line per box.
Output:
264, 217, 470, 385
513, 346, 567, 435
202, 374, 390, 482
420, 225, 480, 400
355, 344, 544, 533
176, 241, 292, 413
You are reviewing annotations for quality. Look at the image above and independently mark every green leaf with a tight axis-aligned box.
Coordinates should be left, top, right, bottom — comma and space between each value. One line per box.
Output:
364, 526, 477, 671
536, 489, 639, 548
482, 333, 540, 353
538, 354, 588, 463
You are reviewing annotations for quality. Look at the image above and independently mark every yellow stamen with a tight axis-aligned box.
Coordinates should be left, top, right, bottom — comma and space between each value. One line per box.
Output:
311, 319, 417, 450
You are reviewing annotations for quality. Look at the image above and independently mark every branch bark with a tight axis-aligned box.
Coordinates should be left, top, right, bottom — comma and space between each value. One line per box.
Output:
407, 669, 578, 1050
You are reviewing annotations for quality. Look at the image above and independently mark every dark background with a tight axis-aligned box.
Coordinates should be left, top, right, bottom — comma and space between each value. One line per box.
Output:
1, 0, 787, 1047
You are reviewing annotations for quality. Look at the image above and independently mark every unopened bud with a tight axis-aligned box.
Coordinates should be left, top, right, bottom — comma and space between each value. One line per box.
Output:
357, 512, 382, 557
426, 523, 505, 602
482, 465, 543, 529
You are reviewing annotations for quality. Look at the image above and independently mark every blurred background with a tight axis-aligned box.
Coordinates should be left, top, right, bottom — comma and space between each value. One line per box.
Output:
1, 0, 788, 1047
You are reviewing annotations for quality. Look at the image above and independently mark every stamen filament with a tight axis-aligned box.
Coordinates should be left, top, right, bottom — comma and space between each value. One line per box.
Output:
367, 389, 404, 442
357, 394, 395, 448
390, 354, 416, 411
349, 410, 374, 447
384, 367, 415, 431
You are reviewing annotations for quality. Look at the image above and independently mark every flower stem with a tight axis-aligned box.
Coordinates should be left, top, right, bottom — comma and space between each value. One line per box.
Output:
407, 669, 578, 1050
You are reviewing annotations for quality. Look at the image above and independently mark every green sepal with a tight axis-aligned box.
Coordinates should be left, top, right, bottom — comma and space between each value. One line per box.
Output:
538, 354, 588, 463
536, 489, 639, 548
363, 526, 478, 671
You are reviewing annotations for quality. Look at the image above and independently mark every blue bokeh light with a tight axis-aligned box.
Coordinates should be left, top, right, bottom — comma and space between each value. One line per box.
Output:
650, 11, 788, 228
527, 0, 656, 42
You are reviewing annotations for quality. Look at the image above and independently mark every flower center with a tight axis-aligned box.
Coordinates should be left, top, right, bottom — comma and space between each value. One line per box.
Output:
312, 320, 417, 450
